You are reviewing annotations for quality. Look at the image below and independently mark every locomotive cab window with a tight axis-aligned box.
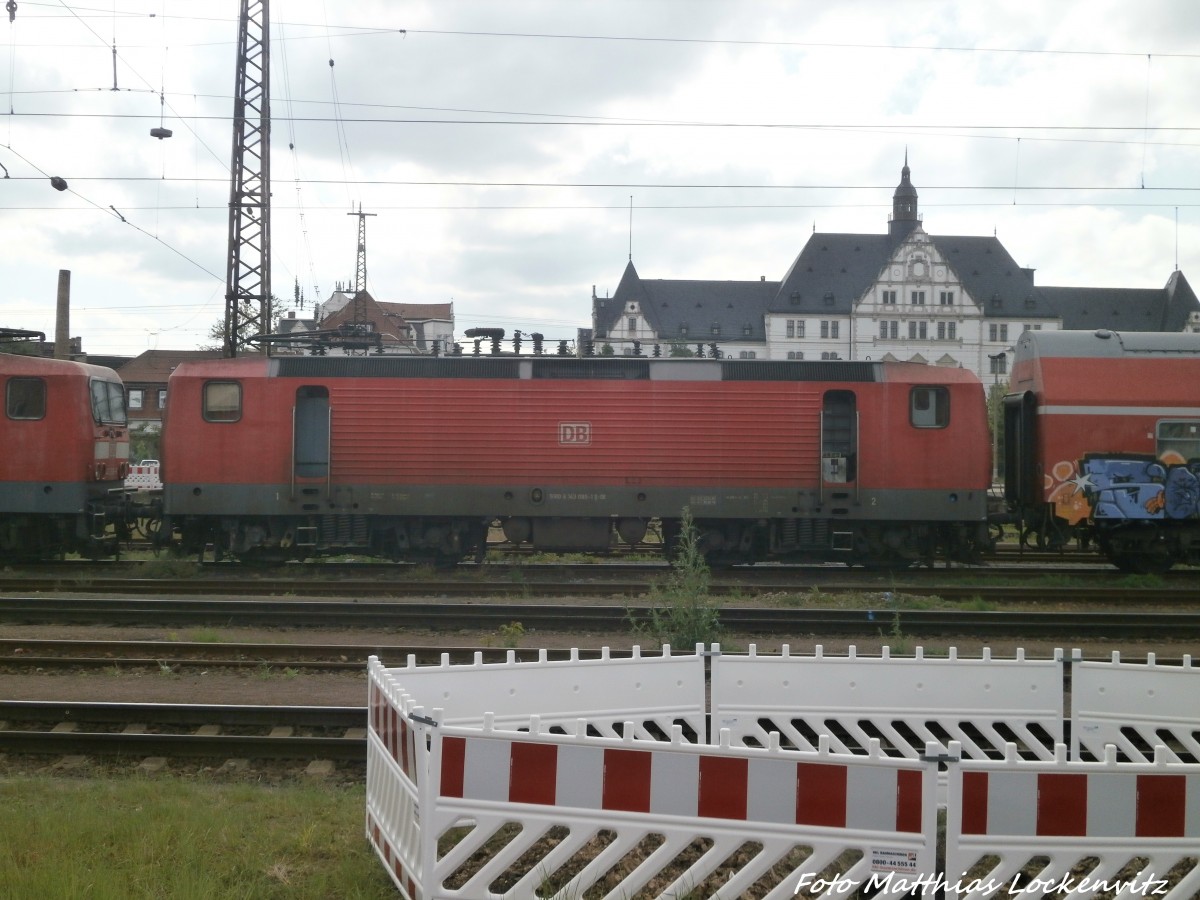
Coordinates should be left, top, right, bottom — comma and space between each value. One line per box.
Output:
910, 386, 949, 428
6, 377, 46, 420
90, 379, 127, 425
203, 381, 241, 422
1157, 420, 1200, 462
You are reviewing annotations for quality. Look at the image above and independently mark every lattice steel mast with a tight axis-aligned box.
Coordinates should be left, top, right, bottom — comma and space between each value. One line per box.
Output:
223, 0, 271, 357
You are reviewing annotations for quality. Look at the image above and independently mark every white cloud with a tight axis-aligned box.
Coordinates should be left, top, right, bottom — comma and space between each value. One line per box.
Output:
1, 0, 1198, 355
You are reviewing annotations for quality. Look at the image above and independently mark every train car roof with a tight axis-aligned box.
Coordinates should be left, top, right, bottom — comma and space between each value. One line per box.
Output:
171, 354, 978, 385
1014, 328, 1200, 361
0, 351, 122, 380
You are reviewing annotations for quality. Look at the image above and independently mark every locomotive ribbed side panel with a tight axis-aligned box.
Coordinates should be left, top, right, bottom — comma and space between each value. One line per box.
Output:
327, 379, 821, 487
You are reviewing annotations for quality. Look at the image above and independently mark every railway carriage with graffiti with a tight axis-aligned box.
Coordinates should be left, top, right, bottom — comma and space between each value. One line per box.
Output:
1003, 329, 1200, 572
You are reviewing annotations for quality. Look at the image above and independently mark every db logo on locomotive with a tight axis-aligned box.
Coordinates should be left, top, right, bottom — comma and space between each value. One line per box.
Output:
558, 422, 592, 444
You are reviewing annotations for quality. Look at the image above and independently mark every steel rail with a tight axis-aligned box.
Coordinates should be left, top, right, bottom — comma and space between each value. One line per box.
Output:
2, 597, 1200, 638
0, 701, 366, 761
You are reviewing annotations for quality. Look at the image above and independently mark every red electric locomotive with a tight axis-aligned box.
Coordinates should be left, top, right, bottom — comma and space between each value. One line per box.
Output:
161, 355, 991, 567
1004, 329, 1200, 572
0, 352, 129, 560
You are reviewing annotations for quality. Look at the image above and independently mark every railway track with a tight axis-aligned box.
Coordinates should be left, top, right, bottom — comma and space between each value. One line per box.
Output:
0, 571, 1197, 602
0, 700, 365, 766
2, 596, 1199, 639
0, 638, 1187, 676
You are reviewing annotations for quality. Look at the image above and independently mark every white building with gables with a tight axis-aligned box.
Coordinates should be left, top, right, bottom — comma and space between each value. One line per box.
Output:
591, 158, 1200, 380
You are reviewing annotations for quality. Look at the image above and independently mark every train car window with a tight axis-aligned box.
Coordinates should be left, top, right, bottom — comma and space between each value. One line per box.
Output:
6, 377, 46, 420
203, 381, 242, 422
910, 386, 949, 428
90, 380, 127, 425
1158, 421, 1200, 462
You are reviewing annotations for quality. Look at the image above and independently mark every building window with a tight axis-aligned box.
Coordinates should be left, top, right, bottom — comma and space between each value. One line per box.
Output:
786, 320, 794, 338
909, 322, 928, 340
128, 389, 144, 410
882, 290, 897, 305
796, 320, 805, 338
939, 291, 954, 306
937, 322, 946, 341
988, 324, 1009, 342
819, 321, 839, 340
158, 389, 167, 409
910, 386, 950, 428
6, 377, 45, 420
787, 351, 804, 360
203, 381, 242, 423
739, 350, 757, 359
627, 316, 636, 334
989, 354, 1008, 375
911, 290, 926, 305
879, 322, 888, 340
947, 322, 956, 340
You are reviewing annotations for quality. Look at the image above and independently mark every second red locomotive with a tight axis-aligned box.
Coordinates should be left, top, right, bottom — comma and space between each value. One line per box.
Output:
160, 355, 992, 567
0, 351, 129, 560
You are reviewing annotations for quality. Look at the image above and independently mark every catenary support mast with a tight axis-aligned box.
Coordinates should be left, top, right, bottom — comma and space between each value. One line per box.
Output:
223, 0, 271, 357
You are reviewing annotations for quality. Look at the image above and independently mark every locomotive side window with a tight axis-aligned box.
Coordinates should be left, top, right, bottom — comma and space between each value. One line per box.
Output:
90, 380, 127, 425
910, 386, 949, 428
1158, 421, 1200, 462
6, 377, 46, 420
203, 381, 242, 422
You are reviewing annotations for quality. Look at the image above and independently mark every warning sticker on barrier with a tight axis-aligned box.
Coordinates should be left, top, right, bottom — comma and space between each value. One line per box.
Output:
870, 847, 920, 874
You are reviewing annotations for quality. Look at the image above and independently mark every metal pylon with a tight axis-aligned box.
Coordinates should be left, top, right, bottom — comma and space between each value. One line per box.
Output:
223, 0, 271, 357
348, 204, 377, 294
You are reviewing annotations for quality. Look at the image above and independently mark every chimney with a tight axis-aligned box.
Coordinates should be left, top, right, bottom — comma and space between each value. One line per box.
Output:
55, 269, 71, 359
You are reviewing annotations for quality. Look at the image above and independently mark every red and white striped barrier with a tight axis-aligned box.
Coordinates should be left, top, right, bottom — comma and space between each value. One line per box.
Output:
366, 648, 1200, 899
945, 743, 1200, 900
124, 462, 162, 491
429, 725, 936, 899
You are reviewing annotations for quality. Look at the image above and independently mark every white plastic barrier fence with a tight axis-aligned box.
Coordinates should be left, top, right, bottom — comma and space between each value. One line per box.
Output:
366, 646, 1200, 899
124, 461, 162, 491
944, 743, 1200, 900
711, 644, 1064, 761
376, 645, 706, 740
367, 658, 427, 900
1072, 651, 1200, 763
427, 724, 937, 899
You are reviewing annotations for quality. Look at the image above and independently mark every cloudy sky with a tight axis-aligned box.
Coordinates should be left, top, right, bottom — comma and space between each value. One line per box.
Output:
2, 0, 1198, 356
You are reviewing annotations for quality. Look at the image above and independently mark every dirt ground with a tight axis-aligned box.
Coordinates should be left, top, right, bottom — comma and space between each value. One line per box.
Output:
2, 621, 1195, 707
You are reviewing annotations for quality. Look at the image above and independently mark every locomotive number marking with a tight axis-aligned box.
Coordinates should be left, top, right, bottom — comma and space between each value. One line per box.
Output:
559, 422, 591, 445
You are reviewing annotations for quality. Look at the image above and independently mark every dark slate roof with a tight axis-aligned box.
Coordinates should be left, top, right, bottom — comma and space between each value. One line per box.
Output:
931, 235, 1057, 318
773, 233, 898, 315
1040, 272, 1199, 331
1039, 286, 1167, 331
771, 231, 1058, 319
595, 261, 778, 341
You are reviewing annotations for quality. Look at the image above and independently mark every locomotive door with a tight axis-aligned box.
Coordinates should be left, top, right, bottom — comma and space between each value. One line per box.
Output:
820, 390, 857, 499
293, 386, 330, 497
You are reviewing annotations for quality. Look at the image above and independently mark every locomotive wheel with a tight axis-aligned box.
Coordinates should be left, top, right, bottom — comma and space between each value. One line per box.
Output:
1106, 549, 1174, 575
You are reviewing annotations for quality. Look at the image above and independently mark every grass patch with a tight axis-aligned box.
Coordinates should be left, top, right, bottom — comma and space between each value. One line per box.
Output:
0, 775, 394, 899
